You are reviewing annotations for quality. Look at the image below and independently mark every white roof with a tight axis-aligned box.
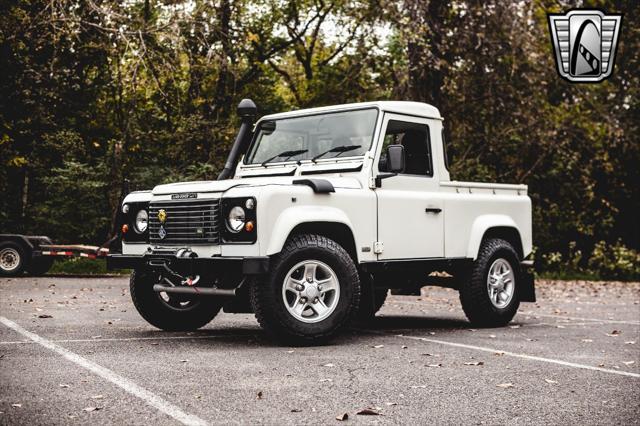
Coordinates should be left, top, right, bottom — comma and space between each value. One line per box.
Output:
260, 101, 442, 121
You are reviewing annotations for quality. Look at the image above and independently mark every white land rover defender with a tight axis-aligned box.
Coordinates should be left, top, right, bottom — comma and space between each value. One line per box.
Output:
108, 100, 535, 344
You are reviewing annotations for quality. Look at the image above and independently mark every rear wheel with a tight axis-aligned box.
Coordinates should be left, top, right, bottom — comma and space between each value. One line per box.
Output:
130, 271, 223, 331
250, 234, 360, 344
0, 242, 27, 277
459, 238, 521, 327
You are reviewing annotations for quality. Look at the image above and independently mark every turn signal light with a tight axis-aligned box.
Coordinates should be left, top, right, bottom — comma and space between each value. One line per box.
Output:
245, 221, 255, 232
121, 224, 129, 234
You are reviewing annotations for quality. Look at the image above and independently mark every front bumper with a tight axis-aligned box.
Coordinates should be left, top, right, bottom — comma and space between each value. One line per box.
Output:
107, 253, 269, 275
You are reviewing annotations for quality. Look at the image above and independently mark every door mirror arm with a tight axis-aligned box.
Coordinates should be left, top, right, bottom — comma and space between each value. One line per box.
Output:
375, 173, 397, 188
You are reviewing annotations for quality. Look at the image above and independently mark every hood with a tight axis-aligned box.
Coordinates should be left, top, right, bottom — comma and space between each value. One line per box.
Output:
151, 176, 362, 195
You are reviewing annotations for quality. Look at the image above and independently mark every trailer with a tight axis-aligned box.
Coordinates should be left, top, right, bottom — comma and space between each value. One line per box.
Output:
0, 234, 110, 276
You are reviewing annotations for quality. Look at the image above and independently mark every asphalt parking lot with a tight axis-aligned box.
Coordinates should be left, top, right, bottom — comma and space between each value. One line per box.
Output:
1, 276, 639, 425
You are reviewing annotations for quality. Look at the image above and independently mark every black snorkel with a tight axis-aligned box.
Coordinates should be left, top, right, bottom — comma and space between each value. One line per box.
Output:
217, 98, 257, 180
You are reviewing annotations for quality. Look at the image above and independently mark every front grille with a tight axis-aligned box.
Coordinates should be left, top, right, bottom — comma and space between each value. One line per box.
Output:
148, 198, 221, 245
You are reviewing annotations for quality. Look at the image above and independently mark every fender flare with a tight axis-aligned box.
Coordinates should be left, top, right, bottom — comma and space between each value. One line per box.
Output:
466, 215, 521, 260
265, 206, 356, 258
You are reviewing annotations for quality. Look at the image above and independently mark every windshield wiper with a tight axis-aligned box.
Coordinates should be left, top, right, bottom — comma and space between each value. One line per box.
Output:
261, 149, 308, 167
311, 145, 361, 163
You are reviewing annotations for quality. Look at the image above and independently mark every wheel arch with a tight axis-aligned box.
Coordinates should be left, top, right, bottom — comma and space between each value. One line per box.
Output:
264, 206, 358, 262
466, 216, 524, 260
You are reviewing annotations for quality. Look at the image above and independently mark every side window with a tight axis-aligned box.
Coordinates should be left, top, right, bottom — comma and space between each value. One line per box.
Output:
378, 120, 432, 176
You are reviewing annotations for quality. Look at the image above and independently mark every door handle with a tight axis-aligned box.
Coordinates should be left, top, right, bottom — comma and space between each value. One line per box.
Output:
425, 208, 442, 214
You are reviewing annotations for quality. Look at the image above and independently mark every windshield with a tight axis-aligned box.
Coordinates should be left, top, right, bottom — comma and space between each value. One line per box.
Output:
244, 108, 378, 165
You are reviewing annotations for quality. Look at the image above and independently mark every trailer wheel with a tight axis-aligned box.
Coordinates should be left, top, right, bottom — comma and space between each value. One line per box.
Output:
130, 271, 223, 331
27, 258, 54, 276
0, 242, 27, 277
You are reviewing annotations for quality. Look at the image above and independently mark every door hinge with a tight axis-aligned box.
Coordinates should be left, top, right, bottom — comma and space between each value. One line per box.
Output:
368, 176, 376, 189
373, 241, 384, 254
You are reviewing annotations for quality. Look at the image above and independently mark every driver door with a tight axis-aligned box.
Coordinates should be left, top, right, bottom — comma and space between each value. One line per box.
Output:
374, 114, 444, 260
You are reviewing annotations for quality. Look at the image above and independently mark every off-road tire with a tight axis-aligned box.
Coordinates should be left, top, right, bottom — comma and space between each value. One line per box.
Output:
356, 273, 388, 321
27, 258, 54, 276
0, 241, 28, 277
250, 234, 361, 345
459, 238, 521, 327
130, 270, 222, 331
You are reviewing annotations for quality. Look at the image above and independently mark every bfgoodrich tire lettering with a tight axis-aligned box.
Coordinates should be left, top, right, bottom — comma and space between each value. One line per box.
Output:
250, 234, 361, 345
129, 271, 222, 331
459, 238, 521, 327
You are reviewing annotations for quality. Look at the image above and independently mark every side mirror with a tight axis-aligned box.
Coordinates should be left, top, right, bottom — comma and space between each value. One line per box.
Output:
386, 144, 405, 173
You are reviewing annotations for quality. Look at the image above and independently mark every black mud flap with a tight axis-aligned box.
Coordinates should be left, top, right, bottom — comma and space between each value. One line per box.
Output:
519, 260, 536, 302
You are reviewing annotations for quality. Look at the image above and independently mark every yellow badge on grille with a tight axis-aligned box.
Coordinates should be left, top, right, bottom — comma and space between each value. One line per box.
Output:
158, 209, 167, 224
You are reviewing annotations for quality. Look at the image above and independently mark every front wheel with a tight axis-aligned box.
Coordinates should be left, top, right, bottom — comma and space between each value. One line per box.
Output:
130, 271, 223, 331
250, 234, 361, 344
459, 238, 521, 327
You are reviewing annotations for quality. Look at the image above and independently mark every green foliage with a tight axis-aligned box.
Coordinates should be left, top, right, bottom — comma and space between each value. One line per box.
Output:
0, 0, 637, 278
49, 257, 129, 275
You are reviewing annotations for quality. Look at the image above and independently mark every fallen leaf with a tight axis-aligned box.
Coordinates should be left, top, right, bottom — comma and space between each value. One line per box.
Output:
489, 334, 496, 338
286, 350, 294, 354
356, 408, 380, 416
320, 378, 332, 383
91, 395, 103, 400
180, 360, 188, 363
371, 345, 384, 349
385, 402, 398, 406
323, 363, 335, 367
91, 336, 102, 339
59, 384, 70, 388
581, 339, 593, 343
607, 330, 621, 337
38, 314, 52, 319
256, 391, 263, 400
544, 379, 558, 384
11, 404, 22, 408
427, 363, 442, 368
624, 341, 636, 345
291, 409, 302, 413
83, 407, 101, 412
622, 361, 635, 366
556, 325, 565, 329
496, 383, 514, 388
509, 325, 521, 329
336, 413, 349, 421
428, 332, 436, 335
463, 361, 484, 366
401, 345, 408, 349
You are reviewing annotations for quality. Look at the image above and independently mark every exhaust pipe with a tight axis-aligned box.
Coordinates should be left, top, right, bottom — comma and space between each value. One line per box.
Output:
217, 98, 258, 180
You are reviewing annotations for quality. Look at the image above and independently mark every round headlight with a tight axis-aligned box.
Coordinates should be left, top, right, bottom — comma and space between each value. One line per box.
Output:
134, 209, 148, 233
227, 206, 246, 233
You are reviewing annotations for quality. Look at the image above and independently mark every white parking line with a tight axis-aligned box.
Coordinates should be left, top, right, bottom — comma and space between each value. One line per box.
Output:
518, 311, 640, 326
0, 316, 209, 426
387, 299, 640, 325
396, 333, 640, 378
0, 333, 253, 345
